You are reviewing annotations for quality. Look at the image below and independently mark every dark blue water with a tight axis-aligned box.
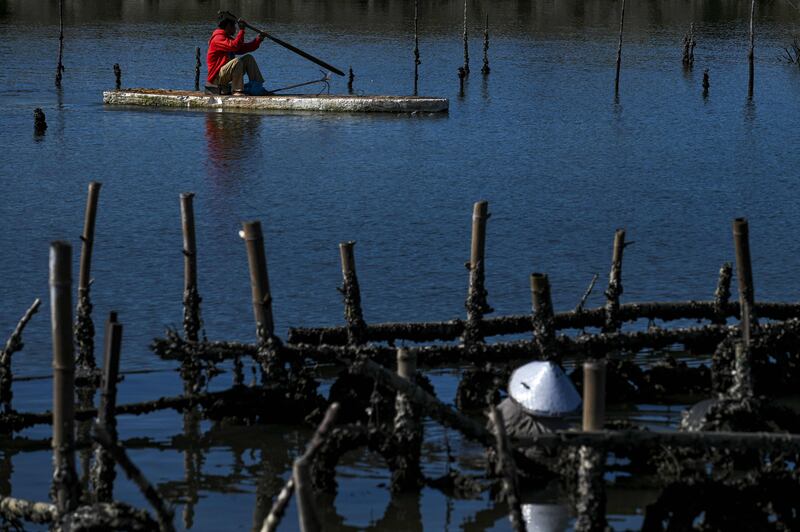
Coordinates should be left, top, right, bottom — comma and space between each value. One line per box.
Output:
2, 0, 800, 529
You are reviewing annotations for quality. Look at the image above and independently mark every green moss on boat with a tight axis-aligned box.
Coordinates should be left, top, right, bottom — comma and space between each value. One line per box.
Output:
103, 89, 448, 114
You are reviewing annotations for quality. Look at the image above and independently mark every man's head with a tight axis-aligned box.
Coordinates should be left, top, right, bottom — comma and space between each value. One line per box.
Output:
217, 13, 237, 36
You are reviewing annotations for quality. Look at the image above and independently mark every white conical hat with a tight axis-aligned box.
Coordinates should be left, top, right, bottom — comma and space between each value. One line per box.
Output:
508, 361, 581, 417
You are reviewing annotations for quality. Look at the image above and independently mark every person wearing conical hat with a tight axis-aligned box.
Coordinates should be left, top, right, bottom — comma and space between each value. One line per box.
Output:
493, 361, 581, 439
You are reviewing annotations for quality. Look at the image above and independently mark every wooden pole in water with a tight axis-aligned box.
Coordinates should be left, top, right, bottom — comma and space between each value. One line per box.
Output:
462, 0, 470, 74
242, 221, 275, 342
339, 241, 367, 346
181, 193, 201, 343
292, 404, 340, 532
76, 181, 101, 373
393, 348, 422, 490
531, 273, 556, 361
481, 14, 490, 75
748, 0, 756, 99
0, 299, 41, 413
732, 340, 753, 400
614, 0, 625, 96
195, 47, 201, 92
113, 63, 121, 90
732, 218, 755, 345
55, 0, 65, 88
582, 360, 606, 431
50, 241, 78, 515
604, 229, 626, 332
488, 406, 525, 532
464, 200, 491, 345
414, 5, 422, 86
93, 312, 121, 503
347, 67, 354, 94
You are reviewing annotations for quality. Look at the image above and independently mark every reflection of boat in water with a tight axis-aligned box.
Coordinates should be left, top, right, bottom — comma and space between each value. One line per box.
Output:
103, 88, 448, 114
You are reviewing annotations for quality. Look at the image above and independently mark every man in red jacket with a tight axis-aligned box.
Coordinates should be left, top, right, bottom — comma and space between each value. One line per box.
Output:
207, 14, 266, 96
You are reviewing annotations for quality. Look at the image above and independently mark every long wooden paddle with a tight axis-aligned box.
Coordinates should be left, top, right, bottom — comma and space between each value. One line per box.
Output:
219, 11, 345, 77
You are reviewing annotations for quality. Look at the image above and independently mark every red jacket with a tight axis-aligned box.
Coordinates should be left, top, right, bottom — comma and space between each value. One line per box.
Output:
207, 29, 263, 82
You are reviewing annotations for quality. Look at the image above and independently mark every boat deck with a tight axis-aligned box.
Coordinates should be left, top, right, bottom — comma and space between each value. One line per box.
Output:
103, 89, 449, 114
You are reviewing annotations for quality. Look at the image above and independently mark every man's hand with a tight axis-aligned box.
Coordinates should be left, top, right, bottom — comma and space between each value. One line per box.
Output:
237, 18, 247, 30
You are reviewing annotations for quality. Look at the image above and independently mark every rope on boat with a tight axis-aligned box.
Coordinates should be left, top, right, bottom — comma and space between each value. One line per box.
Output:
268, 71, 331, 95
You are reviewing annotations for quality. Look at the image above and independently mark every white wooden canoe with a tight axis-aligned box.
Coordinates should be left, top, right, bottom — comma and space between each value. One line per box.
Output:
103, 89, 448, 114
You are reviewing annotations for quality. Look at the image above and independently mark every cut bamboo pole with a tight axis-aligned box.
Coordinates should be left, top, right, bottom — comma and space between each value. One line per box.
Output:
574, 446, 607, 532
50, 241, 78, 514
181, 193, 201, 343
413, 0, 420, 95
114, 63, 121, 90
531, 273, 556, 360
93, 312, 122, 503
603, 229, 626, 332
1, 299, 41, 413
75, 181, 101, 373
339, 241, 367, 346
488, 407, 525, 532
55, 0, 64, 88
614, 0, 626, 96
242, 221, 275, 341
481, 14, 490, 75
93, 425, 175, 532
291, 403, 339, 532
464, 201, 491, 345
713, 262, 733, 323
731, 340, 753, 399
462, 0, 470, 74
732, 218, 755, 345
392, 348, 422, 491
748, 0, 756, 100
194, 47, 201, 92
582, 360, 606, 431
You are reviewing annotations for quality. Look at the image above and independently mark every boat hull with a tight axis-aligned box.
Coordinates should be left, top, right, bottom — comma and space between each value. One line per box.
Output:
103, 89, 448, 114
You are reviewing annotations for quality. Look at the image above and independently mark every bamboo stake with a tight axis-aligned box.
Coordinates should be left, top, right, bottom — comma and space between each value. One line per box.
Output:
194, 47, 201, 92
413, 0, 421, 95
75, 181, 101, 374
50, 241, 78, 515
392, 348, 422, 491
731, 340, 753, 399
713, 262, 733, 322
1, 299, 41, 413
481, 14, 490, 75
291, 403, 340, 532
732, 218, 755, 345
242, 221, 275, 341
339, 241, 367, 346
582, 360, 606, 431
574, 445, 607, 532
55, 0, 65, 88
181, 193, 202, 343
603, 229, 626, 332
114, 63, 121, 90
614, 0, 626, 96
262, 478, 294, 532
531, 273, 556, 360
464, 201, 492, 345
347, 67, 354, 94
93, 312, 121, 503
488, 407, 525, 532
748, 0, 756, 100
462, 0, 470, 74
93, 425, 175, 532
